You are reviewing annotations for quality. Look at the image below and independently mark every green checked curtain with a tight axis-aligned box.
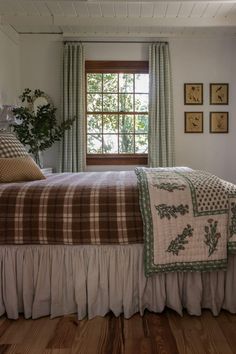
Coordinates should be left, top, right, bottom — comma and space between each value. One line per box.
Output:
61, 43, 86, 172
149, 43, 175, 167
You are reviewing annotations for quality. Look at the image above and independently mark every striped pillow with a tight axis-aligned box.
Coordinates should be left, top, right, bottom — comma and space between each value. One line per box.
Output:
0, 132, 45, 183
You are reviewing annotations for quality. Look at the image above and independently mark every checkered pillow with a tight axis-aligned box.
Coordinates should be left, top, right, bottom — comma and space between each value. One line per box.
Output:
0, 132, 28, 158
0, 156, 46, 183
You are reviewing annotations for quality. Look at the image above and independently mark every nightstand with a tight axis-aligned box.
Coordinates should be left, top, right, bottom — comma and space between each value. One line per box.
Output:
41, 168, 53, 176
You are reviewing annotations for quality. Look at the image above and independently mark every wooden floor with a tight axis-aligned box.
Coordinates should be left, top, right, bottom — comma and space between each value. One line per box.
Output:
0, 310, 236, 354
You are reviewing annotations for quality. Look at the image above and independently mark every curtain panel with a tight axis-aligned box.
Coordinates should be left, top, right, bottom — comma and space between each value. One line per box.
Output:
149, 43, 175, 167
61, 43, 86, 172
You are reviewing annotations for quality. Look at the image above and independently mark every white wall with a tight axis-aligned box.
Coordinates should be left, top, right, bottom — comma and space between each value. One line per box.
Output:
0, 27, 20, 106
20, 35, 62, 169
170, 38, 236, 183
19, 35, 236, 183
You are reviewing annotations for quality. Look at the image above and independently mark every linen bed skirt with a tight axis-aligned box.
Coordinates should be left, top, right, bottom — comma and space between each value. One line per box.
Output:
1, 244, 236, 320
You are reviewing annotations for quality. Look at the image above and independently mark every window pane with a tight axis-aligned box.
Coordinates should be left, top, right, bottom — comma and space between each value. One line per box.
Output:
87, 74, 102, 92
103, 94, 118, 112
135, 134, 148, 153
135, 94, 148, 112
87, 134, 102, 153
87, 94, 102, 112
119, 94, 133, 112
119, 74, 133, 93
119, 115, 134, 133
135, 115, 148, 133
87, 115, 102, 133
103, 134, 118, 153
135, 74, 149, 93
119, 135, 134, 153
103, 74, 118, 93
103, 115, 118, 133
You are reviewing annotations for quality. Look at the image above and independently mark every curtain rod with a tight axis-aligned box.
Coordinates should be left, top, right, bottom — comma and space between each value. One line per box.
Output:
63, 40, 168, 44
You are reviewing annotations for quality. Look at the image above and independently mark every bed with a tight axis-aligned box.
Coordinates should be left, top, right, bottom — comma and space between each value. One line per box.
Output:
1, 170, 236, 320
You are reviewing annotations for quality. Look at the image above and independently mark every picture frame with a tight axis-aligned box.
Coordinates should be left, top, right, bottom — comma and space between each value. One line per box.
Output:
210, 112, 228, 133
185, 112, 203, 133
184, 83, 203, 105
210, 83, 228, 105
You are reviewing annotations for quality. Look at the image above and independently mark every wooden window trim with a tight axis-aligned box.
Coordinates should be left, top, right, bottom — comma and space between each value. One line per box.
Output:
86, 60, 149, 165
86, 61, 149, 73
86, 154, 148, 165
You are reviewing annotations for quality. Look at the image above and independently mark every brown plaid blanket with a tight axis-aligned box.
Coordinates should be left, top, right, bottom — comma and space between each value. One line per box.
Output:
0, 172, 143, 245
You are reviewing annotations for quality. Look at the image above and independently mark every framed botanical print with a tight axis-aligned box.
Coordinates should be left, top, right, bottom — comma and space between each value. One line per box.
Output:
184, 83, 203, 105
210, 83, 228, 105
185, 112, 203, 133
210, 112, 228, 133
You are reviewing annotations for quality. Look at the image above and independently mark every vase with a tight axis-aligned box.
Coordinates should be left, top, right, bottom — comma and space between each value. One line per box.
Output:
33, 151, 43, 169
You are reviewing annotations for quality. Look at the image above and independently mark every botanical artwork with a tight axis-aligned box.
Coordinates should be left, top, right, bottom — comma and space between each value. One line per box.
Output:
210, 84, 228, 105
185, 112, 203, 133
210, 112, 228, 133
184, 83, 203, 105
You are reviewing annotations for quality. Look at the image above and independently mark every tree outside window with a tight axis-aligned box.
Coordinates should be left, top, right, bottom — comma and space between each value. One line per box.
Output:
86, 61, 149, 165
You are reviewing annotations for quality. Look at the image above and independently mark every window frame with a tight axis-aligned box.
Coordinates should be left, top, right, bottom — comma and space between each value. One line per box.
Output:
85, 60, 149, 165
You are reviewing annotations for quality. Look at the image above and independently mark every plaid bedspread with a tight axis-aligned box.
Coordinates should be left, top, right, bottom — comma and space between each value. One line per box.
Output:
136, 167, 236, 275
0, 172, 143, 245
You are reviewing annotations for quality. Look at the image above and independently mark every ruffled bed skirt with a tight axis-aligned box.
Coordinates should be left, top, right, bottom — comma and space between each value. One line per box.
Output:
1, 244, 236, 320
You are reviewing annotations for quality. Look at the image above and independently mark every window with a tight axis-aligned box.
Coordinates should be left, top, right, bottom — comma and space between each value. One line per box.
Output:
86, 61, 149, 165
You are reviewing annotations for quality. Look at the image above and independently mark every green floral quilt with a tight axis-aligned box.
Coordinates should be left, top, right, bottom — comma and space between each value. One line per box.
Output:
135, 167, 236, 276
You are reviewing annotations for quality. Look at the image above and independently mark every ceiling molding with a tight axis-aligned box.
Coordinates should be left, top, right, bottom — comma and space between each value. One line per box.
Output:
3, 14, 236, 28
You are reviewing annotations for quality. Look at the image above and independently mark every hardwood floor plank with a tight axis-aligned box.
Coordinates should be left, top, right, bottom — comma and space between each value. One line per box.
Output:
168, 311, 208, 354
0, 319, 12, 341
4, 317, 59, 354
124, 314, 152, 354
201, 311, 233, 354
102, 314, 124, 354
44, 349, 72, 354
46, 316, 79, 349
71, 316, 110, 354
146, 312, 179, 354
0, 344, 11, 354
216, 311, 236, 352
168, 310, 233, 354
0, 317, 34, 345
0, 310, 236, 354
124, 314, 145, 339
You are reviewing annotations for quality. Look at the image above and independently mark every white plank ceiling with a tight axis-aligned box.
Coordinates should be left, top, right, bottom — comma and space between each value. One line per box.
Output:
0, 1, 236, 37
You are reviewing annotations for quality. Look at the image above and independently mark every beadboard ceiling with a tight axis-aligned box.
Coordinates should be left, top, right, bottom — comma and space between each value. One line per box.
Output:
1, 1, 236, 38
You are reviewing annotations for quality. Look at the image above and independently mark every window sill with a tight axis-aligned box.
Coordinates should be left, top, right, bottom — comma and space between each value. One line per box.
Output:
86, 154, 148, 165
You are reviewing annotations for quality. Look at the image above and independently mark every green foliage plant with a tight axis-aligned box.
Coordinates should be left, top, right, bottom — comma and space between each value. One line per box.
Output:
11, 88, 75, 168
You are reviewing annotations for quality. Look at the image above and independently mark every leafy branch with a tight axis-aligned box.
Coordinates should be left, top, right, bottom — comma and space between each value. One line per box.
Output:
229, 202, 236, 238
204, 219, 221, 257
153, 182, 186, 192
155, 204, 189, 219
11, 88, 75, 167
166, 224, 194, 256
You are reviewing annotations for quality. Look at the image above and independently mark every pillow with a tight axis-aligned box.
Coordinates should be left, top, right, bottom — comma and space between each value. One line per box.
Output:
0, 132, 45, 183
0, 132, 28, 158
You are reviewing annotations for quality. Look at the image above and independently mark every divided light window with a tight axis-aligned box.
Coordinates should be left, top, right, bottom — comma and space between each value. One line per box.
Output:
86, 61, 149, 165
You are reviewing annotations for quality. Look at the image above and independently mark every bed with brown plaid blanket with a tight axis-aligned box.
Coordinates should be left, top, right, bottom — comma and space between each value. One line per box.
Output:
0, 172, 143, 245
